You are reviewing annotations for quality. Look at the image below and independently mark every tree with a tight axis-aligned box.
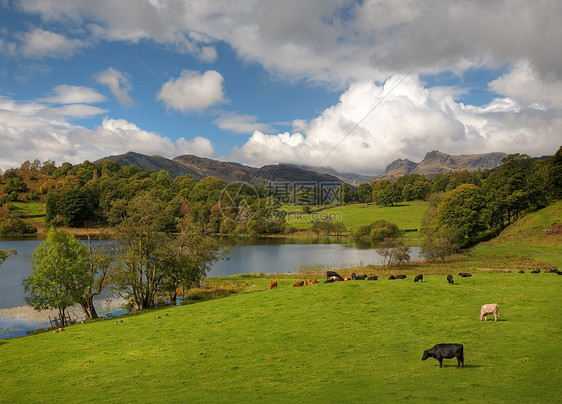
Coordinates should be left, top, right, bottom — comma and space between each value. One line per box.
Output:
336, 183, 358, 204
375, 183, 402, 206
545, 146, 562, 199
422, 237, 458, 263
369, 220, 400, 243
160, 217, 229, 305
23, 228, 90, 327
376, 237, 410, 266
357, 183, 373, 203
0, 249, 16, 267
110, 193, 172, 310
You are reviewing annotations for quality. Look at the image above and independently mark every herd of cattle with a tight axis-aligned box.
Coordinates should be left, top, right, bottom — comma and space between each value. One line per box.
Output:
268, 267, 559, 368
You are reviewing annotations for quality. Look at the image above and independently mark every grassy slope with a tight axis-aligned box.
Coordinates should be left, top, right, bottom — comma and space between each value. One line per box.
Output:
1, 274, 560, 403
471, 200, 562, 267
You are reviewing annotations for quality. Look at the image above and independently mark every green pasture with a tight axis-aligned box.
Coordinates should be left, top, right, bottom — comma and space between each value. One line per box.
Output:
284, 201, 428, 231
1, 272, 560, 403
10, 201, 46, 217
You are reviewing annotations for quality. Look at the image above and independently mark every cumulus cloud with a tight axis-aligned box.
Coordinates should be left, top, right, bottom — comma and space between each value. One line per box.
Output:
156, 70, 225, 112
39, 84, 107, 104
489, 60, 562, 109
0, 95, 215, 170
20, 28, 87, 58
213, 112, 273, 134
95, 68, 134, 107
233, 75, 562, 175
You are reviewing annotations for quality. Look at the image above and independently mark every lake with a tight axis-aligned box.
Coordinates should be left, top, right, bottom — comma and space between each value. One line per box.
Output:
0, 237, 422, 338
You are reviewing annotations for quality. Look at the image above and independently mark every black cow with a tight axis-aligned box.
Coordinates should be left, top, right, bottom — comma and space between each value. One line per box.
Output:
324, 278, 336, 283
395, 275, 407, 279
458, 272, 472, 277
351, 272, 357, 280
326, 271, 344, 281
422, 343, 464, 368
519, 270, 525, 273
356, 274, 368, 280
531, 269, 541, 274
414, 274, 423, 283
447, 274, 454, 284
367, 276, 378, 281
388, 275, 396, 280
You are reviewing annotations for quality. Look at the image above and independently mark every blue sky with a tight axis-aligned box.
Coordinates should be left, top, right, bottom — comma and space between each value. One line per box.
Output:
1, 1, 561, 175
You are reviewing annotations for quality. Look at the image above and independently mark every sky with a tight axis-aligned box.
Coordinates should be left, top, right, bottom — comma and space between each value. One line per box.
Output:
1, 0, 561, 176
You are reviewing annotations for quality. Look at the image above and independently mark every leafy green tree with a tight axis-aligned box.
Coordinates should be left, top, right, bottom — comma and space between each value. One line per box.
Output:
357, 183, 373, 203
336, 183, 358, 204
23, 229, 90, 326
0, 248, 16, 267
434, 184, 486, 246
370, 220, 401, 243
375, 182, 402, 206
422, 237, 458, 263
371, 180, 390, 203
545, 146, 562, 199
110, 193, 172, 310
376, 237, 410, 266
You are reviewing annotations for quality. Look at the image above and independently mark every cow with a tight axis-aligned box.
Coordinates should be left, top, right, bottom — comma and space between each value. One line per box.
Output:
356, 274, 368, 280
422, 343, 464, 368
388, 275, 396, 280
480, 303, 499, 321
343, 277, 351, 281
396, 275, 407, 279
458, 272, 472, 277
326, 271, 344, 281
414, 274, 423, 283
269, 280, 278, 290
351, 272, 357, 280
324, 278, 335, 283
293, 281, 305, 287
519, 270, 525, 274
309, 279, 318, 284
367, 276, 378, 281
531, 269, 541, 273
447, 274, 454, 284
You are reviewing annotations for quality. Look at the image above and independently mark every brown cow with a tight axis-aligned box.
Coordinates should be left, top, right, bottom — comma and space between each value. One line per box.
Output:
480, 304, 499, 321
309, 279, 317, 284
269, 280, 278, 290
293, 281, 305, 287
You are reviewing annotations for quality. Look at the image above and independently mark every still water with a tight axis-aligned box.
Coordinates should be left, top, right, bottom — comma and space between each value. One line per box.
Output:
0, 238, 422, 338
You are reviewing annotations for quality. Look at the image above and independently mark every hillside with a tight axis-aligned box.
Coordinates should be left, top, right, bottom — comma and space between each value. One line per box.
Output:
471, 200, 562, 267
290, 164, 372, 186
374, 150, 508, 181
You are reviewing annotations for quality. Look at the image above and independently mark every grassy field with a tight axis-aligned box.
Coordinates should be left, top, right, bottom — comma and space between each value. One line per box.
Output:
10, 201, 46, 217
1, 272, 561, 403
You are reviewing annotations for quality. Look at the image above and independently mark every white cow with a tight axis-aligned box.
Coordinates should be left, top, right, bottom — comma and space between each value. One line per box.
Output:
480, 304, 499, 321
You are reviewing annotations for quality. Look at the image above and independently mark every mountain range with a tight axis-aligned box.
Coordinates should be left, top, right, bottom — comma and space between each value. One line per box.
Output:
97, 150, 510, 186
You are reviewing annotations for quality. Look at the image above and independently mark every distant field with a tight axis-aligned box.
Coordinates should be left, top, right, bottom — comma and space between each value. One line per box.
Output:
1, 273, 560, 403
284, 201, 428, 231
11, 201, 46, 217
471, 201, 562, 267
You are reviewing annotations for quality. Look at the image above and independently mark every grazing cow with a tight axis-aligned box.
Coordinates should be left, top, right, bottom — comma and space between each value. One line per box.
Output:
269, 280, 278, 290
480, 304, 499, 321
343, 277, 351, 281
293, 281, 305, 287
367, 276, 378, 281
519, 270, 525, 274
396, 275, 407, 279
351, 272, 357, 280
447, 275, 454, 284
324, 278, 335, 283
388, 275, 396, 280
531, 269, 541, 273
309, 279, 318, 284
458, 272, 472, 277
356, 274, 368, 280
326, 271, 344, 281
422, 344, 464, 368
414, 274, 423, 283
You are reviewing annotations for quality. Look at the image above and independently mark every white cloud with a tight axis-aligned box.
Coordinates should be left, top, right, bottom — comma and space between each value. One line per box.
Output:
20, 28, 86, 58
95, 68, 134, 107
156, 70, 226, 112
213, 112, 273, 134
234, 75, 562, 175
489, 60, 562, 109
39, 84, 107, 104
176, 136, 215, 158
0, 95, 215, 170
